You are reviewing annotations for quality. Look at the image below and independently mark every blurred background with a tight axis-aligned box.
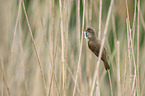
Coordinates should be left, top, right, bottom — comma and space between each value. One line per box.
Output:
0, 0, 145, 96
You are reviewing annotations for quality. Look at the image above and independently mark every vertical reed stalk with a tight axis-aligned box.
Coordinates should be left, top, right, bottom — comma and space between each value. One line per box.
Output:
130, 28, 137, 95
123, 53, 127, 96
137, 0, 140, 95
98, 0, 102, 40
89, 0, 92, 23
59, 0, 66, 95
130, 12, 137, 95
77, 0, 80, 47
52, 0, 55, 71
96, 0, 102, 95
51, 0, 56, 95
126, 0, 133, 95
117, 41, 121, 96
108, 70, 113, 96
132, 0, 137, 43
126, 18, 132, 95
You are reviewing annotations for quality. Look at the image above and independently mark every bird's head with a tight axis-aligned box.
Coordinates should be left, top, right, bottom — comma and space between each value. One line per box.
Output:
83, 27, 95, 40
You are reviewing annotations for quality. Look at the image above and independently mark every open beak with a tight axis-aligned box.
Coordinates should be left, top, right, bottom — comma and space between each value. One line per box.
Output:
82, 29, 88, 38
82, 29, 87, 32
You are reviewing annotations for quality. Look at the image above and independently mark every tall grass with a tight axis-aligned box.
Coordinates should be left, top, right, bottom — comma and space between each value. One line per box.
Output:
0, 0, 145, 96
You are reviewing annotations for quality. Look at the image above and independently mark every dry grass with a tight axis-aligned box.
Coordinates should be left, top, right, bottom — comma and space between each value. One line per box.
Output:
0, 0, 145, 96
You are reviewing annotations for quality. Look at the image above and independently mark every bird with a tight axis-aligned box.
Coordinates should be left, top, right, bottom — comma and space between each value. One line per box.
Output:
83, 27, 110, 70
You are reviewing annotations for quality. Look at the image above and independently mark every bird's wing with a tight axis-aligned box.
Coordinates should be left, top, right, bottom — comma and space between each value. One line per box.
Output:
88, 40, 100, 57
97, 39, 109, 56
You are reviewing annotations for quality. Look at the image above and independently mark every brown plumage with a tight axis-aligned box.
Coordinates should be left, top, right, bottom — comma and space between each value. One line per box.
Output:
83, 27, 110, 70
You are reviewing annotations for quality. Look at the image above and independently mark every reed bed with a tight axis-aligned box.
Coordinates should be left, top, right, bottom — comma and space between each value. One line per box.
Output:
0, 0, 145, 96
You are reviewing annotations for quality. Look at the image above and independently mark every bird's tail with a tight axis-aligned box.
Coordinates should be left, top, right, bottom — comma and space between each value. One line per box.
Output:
103, 60, 110, 70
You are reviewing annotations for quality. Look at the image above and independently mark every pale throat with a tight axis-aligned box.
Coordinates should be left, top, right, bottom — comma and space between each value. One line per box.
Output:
84, 32, 92, 41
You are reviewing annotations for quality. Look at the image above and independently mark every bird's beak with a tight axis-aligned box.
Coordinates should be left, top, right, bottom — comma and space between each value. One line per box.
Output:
82, 29, 87, 32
